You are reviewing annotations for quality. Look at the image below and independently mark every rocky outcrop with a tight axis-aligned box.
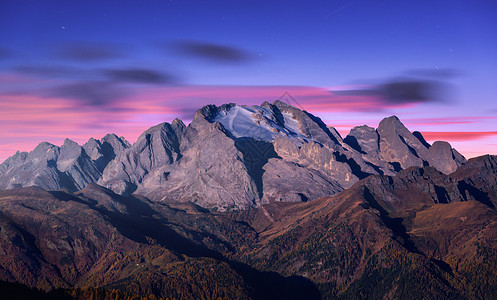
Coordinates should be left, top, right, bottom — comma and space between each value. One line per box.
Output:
377, 116, 429, 169
83, 133, 130, 172
345, 116, 466, 175
0, 101, 467, 210
451, 155, 497, 207
425, 141, 466, 174
0, 135, 129, 192
99, 120, 185, 195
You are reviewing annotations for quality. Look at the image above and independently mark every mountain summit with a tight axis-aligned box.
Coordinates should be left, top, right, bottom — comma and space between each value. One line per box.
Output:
2, 101, 497, 299
0, 100, 465, 210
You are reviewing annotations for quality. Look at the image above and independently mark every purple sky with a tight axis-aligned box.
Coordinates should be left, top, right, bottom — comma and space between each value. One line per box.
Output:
0, 0, 496, 161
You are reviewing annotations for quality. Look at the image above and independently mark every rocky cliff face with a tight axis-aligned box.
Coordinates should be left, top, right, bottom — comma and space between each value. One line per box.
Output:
99, 120, 185, 195
345, 116, 466, 175
0, 135, 129, 192
83, 133, 130, 172
0, 100, 466, 210
451, 154, 497, 207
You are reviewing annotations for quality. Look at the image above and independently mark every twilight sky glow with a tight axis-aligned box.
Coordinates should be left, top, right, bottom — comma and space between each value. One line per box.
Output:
0, 0, 496, 162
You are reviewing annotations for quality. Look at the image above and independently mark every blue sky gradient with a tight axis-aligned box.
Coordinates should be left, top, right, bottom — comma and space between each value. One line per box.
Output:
0, 0, 496, 160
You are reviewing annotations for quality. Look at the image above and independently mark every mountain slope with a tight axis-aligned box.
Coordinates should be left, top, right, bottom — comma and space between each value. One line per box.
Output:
0, 100, 466, 210
238, 155, 497, 298
0, 155, 495, 298
0, 183, 321, 299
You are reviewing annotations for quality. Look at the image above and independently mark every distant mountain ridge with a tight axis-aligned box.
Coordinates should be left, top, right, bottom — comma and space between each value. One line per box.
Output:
0, 134, 129, 192
0, 100, 466, 210
0, 100, 496, 298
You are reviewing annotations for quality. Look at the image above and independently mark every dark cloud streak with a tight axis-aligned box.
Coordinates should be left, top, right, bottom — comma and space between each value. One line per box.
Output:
170, 40, 253, 63
333, 78, 450, 106
103, 68, 176, 84
47, 81, 128, 107
380, 80, 438, 104
332, 89, 379, 96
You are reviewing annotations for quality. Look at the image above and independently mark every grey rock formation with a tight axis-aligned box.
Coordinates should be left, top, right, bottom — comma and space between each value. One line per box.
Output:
425, 141, 466, 174
377, 116, 428, 169
157, 115, 260, 210
261, 158, 344, 203
83, 134, 130, 172
99, 120, 185, 195
98, 101, 359, 209
345, 116, 466, 176
451, 154, 497, 207
273, 136, 357, 189
56, 138, 101, 190
0, 135, 129, 192
344, 125, 379, 155
0, 140, 94, 191
0, 100, 467, 211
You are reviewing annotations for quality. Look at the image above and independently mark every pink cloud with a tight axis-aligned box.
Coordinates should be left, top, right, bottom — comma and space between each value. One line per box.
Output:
125, 85, 396, 118
1, 73, 495, 162
420, 131, 497, 142
403, 117, 497, 126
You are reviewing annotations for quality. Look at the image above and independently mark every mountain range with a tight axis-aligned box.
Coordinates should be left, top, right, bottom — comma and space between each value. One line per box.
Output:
0, 100, 495, 299
0, 100, 465, 211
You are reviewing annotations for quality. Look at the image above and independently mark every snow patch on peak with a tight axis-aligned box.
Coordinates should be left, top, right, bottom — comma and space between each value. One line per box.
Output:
213, 104, 307, 142
281, 112, 301, 135
214, 105, 277, 141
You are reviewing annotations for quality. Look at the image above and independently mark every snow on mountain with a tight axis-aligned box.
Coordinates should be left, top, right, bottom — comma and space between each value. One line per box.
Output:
0, 100, 466, 210
213, 104, 307, 142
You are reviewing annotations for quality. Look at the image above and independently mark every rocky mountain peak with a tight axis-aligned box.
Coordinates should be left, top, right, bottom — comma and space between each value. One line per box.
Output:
83, 134, 129, 173
102, 133, 129, 148
377, 116, 430, 169
63, 138, 79, 147
343, 115, 466, 175
171, 118, 186, 130
425, 141, 465, 174
31, 141, 57, 154
452, 154, 497, 178
193, 103, 230, 123
378, 115, 403, 128
344, 125, 379, 154
0, 100, 468, 211
57, 139, 84, 171
29, 142, 59, 165
99, 120, 184, 196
